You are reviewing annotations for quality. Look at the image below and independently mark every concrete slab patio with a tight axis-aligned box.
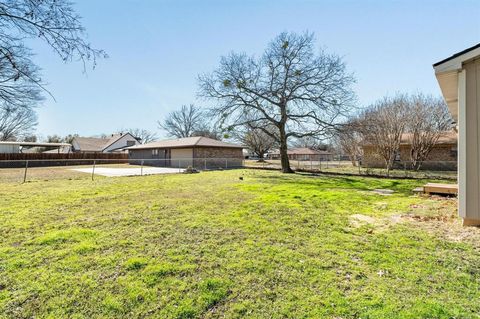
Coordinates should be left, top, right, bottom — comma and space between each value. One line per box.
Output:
71, 167, 184, 177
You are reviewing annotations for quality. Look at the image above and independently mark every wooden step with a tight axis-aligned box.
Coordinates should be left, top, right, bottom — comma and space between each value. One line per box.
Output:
423, 183, 458, 195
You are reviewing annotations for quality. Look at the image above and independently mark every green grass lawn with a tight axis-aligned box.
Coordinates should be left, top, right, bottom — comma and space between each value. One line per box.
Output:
0, 169, 479, 318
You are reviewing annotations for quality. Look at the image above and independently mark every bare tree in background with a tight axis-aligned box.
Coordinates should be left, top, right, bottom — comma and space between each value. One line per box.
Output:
23, 134, 37, 142
46, 134, 78, 144
359, 95, 409, 175
406, 94, 453, 170
0, 107, 37, 140
118, 128, 157, 144
0, 0, 106, 135
335, 119, 362, 166
292, 136, 330, 151
199, 32, 355, 173
62, 134, 79, 145
191, 128, 223, 140
158, 104, 218, 139
237, 124, 277, 160
46, 134, 63, 143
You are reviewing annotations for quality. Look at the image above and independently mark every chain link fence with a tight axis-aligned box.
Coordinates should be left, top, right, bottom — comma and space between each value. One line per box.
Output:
0, 157, 245, 183
0, 157, 457, 183
244, 159, 457, 180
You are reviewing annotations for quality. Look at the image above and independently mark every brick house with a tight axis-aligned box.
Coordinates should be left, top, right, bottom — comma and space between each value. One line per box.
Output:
127, 136, 244, 168
72, 133, 140, 153
362, 131, 457, 170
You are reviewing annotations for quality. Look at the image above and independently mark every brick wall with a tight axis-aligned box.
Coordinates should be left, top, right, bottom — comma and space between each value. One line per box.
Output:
362, 146, 386, 168
362, 144, 457, 170
193, 147, 243, 169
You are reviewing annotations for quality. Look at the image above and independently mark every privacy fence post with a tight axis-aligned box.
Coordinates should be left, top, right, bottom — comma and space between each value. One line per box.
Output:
141, 160, 144, 176
23, 160, 28, 183
92, 160, 96, 181
225, 158, 228, 169
204, 158, 207, 170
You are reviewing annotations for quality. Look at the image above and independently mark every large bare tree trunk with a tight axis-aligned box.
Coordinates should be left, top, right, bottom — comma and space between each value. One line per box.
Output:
279, 124, 293, 173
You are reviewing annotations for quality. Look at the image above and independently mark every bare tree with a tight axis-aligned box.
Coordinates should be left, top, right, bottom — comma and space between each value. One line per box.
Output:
237, 124, 277, 160
292, 136, 330, 151
46, 134, 78, 144
199, 32, 355, 173
0, 0, 106, 129
158, 104, 218, 139
62, 134, 79, 145
118, 128, 157, 144
23, 134, 37, 142
0, 107, 37, 140
335, 119, 363, 166
406, 94, 453, 170
359, 95, 409, 175
46, 134, 63, 143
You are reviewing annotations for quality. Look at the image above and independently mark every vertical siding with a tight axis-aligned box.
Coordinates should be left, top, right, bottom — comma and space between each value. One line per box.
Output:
464, 59, 480, 220
0, 144, 20, 153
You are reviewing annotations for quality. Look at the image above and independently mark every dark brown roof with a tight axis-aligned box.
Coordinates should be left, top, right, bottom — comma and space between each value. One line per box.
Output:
127, 136, 243, 150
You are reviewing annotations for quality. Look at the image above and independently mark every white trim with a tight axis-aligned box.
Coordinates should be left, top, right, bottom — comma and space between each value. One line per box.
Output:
434, 47, 480, 73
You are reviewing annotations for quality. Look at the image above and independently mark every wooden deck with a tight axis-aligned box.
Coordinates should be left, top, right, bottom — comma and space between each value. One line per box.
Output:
423, 183, 458, 195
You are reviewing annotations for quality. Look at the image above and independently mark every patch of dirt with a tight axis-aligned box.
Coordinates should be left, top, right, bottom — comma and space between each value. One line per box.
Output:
350, 197, 480, 248
398, 197, 480, 249
350, 214, 377, 225
371, 189, 394, 196
349, 214, 403, 233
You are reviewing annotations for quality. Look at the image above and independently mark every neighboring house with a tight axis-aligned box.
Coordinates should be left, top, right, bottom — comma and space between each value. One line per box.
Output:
268, 148, 333, 161
0, 141, 71, 154
434, 43, 480, 225
71, 133, 140, 153
127, 136, 244, 168
361, 131, 457, 170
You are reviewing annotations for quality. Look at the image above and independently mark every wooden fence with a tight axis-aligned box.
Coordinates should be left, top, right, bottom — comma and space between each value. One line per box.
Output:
0, 153, 128, 168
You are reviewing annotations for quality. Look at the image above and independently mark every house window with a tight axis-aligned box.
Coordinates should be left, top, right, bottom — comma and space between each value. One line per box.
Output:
126, 140, 135, 146
152, 149, 159, 156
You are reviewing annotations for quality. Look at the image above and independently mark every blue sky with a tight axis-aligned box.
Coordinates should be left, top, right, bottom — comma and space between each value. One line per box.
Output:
33, 0, 480, 139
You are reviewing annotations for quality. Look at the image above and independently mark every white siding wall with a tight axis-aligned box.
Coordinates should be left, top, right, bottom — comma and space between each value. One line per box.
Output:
462, 58, 480, 223
0, 144, 20, 153
103, 133, 140, 152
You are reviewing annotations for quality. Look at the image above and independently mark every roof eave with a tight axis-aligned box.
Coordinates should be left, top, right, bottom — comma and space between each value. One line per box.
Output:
432, 45, 480, 123
433, 43, 480, 70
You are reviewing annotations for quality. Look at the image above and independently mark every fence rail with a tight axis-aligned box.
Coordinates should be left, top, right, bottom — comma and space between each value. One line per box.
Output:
244, 159, 457, 180
0, 157, 457, 183
0, 153, 128, 167
0, 157, 245, 183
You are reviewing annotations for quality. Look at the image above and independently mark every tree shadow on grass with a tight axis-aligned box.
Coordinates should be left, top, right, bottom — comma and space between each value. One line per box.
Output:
252, 173, 422, 196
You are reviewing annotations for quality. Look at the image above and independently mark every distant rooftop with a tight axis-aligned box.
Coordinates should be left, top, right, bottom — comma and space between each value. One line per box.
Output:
0, 141, 70, 147
73, 133, 137, 152
128, 136, 243, 150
